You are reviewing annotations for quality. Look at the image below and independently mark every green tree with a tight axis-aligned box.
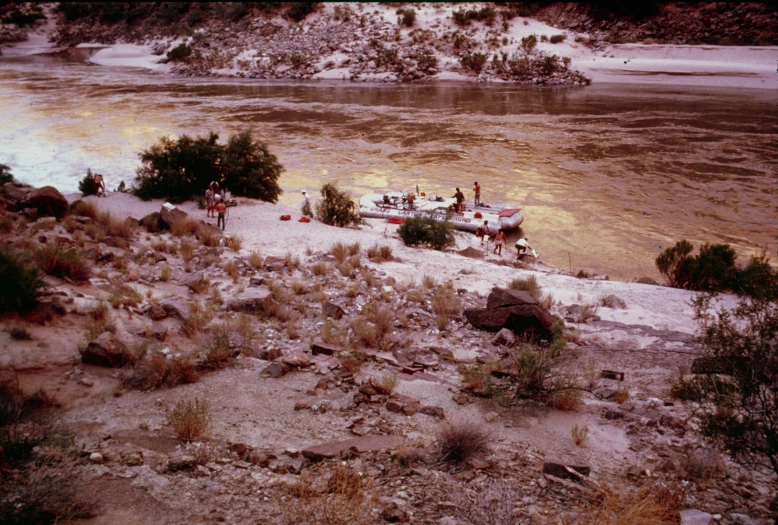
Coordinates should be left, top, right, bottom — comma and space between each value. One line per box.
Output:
78, 168, 99, 196
656, 240, 737, 291
0, 246, 47, 314
133, 131, 283, 204
223, 131, 283, 202
314, 183, 362, 228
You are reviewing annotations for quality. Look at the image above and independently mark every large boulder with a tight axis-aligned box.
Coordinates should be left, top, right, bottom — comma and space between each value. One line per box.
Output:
160, 297, 192, 321
80, 332, 131, 367
159, 203, 188, 229
486, 287, 538, 308
20, 186, 68, 218
223, 286, 272, 312
464, 287, 560, 343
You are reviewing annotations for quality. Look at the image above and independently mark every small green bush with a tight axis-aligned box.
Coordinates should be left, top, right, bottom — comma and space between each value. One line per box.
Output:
549, 34, 567, 44
168, 397, 209, 442
398, 216, 454, 250
399, 8, 416, 27
314, 183, 363, 228
78, 168, 100, 196
520, 34, 538, 54
166, 43, 192, 62
0, 246, 46, 314
460, 52, 488, 73
288, 2, 318, 22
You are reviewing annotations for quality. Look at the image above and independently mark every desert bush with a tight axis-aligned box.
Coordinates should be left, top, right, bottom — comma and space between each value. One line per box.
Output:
34, 243, 92, 283
398, 8, 415, 27
0, 246, 47, 314
180, 240, 195, 263
311, 261, 329, 276
437, 419, 490, 463
287, 1, 318, 22
422, 274, 436, 289
331, 242, 348, 263
166, 43, 192, 62
450, 480, 516, 525
676, 294, 778, 477
338, 349, 366, 373
612, 386, 630, 403
550, 33, 567, 44
520, 34, 538, 53
168, 397, 209, 442
573, 481, 684, 525
398, 216, 454, 250
78, 168, 101, 196
170, 217, 199, 237
367, 243, 393, 262
460, 52, 488, 73
224, 261, 240, 282
203, 324, 235, 369
134, 130, 283, 204
247, 250, 263, 269
7, 325, 32, 340
279, 462, 376, 525
315, 183, 363, 228
571, 424, 588, 446
380, 371, 398, 394
363, 301, 394, 342
655, 240, 736, 292
0, 215, 14, 234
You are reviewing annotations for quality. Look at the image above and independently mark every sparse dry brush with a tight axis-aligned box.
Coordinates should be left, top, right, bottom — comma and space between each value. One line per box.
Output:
509, 274, 541, 299
34, 243, 92, 283
168, 397, 209, 442
366, 243, 393, 262
571, 481, 684, 525
437, 419, 490, 464
279, 462, 377, 525
571, 424, 589, 446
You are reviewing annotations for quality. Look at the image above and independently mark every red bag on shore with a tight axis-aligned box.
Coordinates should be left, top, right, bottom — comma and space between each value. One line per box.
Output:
280, 215, 291, 221
298, 217, 311, 223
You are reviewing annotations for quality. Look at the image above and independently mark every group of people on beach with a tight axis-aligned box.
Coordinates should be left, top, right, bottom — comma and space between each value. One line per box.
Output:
205, 181, 231, 230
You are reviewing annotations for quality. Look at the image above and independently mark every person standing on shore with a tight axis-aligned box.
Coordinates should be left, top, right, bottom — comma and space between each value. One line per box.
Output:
473, 181, 481, 208
493, 228, 506, 255
453, 187, 465, 213
215, 194, 227, 231
301, 190, 313, 217
205, 184, 215, 218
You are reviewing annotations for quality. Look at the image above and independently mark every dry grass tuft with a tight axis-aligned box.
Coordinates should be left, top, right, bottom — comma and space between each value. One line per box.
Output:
572, 481, 684, 525
380, 371, 398, 394
612, 386, 630, 404
437, 419, 490, 463
180, 239, 196, 264
72, 200, 98, 219
170, 217, 200, 237
34, 243, 92, 283
279, 462, 377, 525
509, 274, 541, 299
422, 274, 436, 289
168, 397, 209, 442
225, 235, 242, 251
331, 242, 348, 264
311, 261, 329, 276
248, 250, 263, 269
108, 285, 143, 309
571, 424, 589, 446
366, 243, 393, 262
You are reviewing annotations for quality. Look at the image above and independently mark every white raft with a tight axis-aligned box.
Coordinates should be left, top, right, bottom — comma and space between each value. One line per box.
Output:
359, 192, 524, 233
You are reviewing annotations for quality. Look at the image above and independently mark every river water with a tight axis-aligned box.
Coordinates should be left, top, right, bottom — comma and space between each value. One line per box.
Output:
1, 55, 777, 280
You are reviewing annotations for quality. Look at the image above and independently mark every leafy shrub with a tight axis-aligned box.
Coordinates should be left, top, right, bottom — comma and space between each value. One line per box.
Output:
133, 131, 283, 204
679, 294, 778, 478
166, 43, 192, 62
437, 420, 490, 463
168, 397, 209, 442
314, 183, 363, 228
460, 52, 488, 73
398, 8, 415, 27
520, 34, 538, 53
655, 240, 737, 292
1, 9, 46, 26
398, 216, 454, 250
549, 33, 567, 44
0, 247, 44, 314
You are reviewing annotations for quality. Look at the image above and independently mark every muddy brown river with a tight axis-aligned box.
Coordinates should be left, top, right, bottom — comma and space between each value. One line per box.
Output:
1, 55, 776, 280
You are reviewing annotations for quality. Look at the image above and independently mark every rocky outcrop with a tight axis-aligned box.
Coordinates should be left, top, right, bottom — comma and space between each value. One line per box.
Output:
20, 186, 68, 218
80, 332, 131, 367
159, 203, 188, 228
223, 286, 272, 312
465, 287, 560, 342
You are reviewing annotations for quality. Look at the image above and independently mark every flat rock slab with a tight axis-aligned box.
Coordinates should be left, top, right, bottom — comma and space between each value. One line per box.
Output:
223, 286, 271, 312
311, 342, 340, 356
302, 435, 404, 461
486, 287, 538, 308
680, 509, 713, 525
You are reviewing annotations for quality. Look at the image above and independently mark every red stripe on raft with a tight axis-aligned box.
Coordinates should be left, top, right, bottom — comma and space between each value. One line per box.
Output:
498, 208, 521, 217
387, 218, 405, 224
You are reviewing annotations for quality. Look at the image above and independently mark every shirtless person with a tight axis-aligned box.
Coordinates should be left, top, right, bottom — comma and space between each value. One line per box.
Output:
493, 228, 506, 255
453, 188, 465, 213
215, 195, 227, 231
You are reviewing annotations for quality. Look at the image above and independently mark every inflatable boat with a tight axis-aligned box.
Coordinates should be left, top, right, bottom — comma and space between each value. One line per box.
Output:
359, 192, 524, 233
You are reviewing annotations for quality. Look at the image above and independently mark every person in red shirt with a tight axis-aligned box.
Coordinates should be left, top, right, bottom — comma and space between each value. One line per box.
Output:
473, 181, 481, 207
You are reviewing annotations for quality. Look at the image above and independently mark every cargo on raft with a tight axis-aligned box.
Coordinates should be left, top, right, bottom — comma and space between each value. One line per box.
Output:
359, 192, 524, 233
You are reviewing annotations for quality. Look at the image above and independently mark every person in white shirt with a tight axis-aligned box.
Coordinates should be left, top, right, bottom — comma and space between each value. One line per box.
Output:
515, 237, 534, 258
